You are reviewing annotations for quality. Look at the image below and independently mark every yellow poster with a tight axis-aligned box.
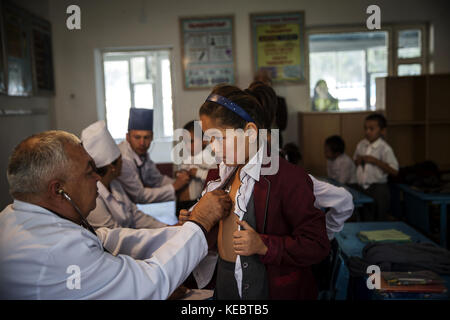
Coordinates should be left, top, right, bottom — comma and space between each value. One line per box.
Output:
251, 12, 305, 82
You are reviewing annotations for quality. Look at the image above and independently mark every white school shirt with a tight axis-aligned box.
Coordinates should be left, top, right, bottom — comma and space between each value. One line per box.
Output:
178, 147, 217, 200
117, 140, 175, 204
327, 153, 357, 184
353, 137, 399, 189
0, 200, 207, 299
87, 180, 167, 229
309, 176, 354, 240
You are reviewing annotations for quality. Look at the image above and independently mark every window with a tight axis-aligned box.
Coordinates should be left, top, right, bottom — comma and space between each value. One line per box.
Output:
102, 50, 174, 141
309, 31, 388, 111
308, 24, 428, 112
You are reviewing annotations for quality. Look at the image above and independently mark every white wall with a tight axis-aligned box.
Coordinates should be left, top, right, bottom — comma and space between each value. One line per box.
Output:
47, 0, 450, 144
0, 0, 53, 208
1, 0, 449, 207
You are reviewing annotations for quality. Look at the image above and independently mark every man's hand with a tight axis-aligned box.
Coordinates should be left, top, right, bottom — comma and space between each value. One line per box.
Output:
361, 155, 378, 165
178, 209, 191, 225
188, 190, 232, 232
233, 220, 268, 256
173, 170, 190, 191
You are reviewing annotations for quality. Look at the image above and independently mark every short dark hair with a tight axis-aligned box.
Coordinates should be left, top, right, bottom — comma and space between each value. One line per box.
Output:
183, 120, 196, 132
365, 113, 387, 129
325, 135, 345, 154
282, 143, 302, 165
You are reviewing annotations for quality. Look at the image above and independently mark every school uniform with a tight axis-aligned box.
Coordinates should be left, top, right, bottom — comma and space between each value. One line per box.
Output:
327, 153, 357, 184
353, 137, 399, 220
192, 147, 330, 300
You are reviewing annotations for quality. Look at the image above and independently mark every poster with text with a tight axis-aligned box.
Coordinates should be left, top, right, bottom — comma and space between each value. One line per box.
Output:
180, 16, 235, 89
251, 12, 305, 82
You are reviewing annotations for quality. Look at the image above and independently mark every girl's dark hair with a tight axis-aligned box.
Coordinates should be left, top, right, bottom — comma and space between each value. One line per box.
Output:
96, 156, 120, 177
199, 84, 271, 129
325, 135, 345, 154
245, 81, 277, 129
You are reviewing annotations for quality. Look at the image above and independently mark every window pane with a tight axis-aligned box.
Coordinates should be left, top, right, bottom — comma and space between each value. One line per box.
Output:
309, 31, 387, 111
398, 29, 421, 59
161, 58, 174, 137
131, 57, 147, 83
398, 63, 421, 76
104, 60, 131, 139
134, 83, 153, 109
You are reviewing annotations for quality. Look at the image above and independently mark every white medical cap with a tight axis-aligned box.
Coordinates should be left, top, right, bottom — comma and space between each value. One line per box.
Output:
81, 120, 121, 168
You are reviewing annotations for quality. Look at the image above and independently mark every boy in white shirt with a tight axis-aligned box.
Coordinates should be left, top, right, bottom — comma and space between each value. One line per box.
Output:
352, 113, 399, 221
325, 135, 357, 184
177, 120, 217, 212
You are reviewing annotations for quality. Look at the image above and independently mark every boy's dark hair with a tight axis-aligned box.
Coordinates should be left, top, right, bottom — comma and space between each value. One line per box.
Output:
199, 84, 271, 130
325, 135, 345, 154
282, 143, 302, 165
365, 113, 387, 129
183, 120, 196, 132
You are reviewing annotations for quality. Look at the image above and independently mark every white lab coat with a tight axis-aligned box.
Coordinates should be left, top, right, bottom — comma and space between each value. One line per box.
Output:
117, 140, 175, 204
87, 180, 167, 229
0, 200, 207, 299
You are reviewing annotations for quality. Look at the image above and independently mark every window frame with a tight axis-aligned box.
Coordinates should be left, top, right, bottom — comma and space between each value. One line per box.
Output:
98, 47, 175, 141
306, 23, 428, 111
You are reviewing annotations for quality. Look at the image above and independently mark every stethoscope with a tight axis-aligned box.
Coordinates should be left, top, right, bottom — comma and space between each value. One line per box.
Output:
57, 189, 97, 235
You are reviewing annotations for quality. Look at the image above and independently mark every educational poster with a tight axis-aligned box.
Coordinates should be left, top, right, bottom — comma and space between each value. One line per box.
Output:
31, 15, 54, 94
180, 16, 235, 89
251, 12, 305, 82
3, 1, 33, 96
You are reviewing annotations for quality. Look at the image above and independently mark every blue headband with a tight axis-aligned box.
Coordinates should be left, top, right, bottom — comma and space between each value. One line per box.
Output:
206, 94, 255, 123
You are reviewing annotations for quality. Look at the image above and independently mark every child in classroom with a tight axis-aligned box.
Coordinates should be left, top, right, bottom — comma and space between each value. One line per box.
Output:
180, 83, 330, 300
177, 120, 217, 212
324, 135, 357, 185
352, 113, 399, 221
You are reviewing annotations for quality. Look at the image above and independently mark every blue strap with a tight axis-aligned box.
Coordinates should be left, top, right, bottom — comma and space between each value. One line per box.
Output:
206, 94, 255, 123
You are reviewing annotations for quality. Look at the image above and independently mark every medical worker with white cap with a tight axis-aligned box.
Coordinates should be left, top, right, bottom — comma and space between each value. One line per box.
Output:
118, 108, 190, 204
0, 130, 232, 299
81, 120, 166, 229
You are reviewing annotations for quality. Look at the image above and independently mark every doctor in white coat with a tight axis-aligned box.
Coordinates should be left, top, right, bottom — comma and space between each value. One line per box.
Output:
81, 120, 166, 229
0, 130, 231, 299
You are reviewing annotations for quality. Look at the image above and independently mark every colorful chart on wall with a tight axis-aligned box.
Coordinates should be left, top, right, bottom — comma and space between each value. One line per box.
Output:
250, 12, 306, 83
180, 16, 235, 89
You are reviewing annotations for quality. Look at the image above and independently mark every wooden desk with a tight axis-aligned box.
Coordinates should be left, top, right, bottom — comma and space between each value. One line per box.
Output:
396, 183, 450, 248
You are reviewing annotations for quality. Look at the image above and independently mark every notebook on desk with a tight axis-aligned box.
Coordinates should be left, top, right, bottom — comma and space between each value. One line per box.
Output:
379, 274, 447, 294
357, 229, 411, 243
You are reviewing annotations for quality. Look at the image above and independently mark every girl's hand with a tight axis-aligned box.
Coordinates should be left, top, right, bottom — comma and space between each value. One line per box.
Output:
233, 220, 268, 256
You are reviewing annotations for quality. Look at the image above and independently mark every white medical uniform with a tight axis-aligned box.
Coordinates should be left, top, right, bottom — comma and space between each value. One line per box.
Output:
0, 200, 207, 299
118, 140, 175, 204
88, 180, 167, 229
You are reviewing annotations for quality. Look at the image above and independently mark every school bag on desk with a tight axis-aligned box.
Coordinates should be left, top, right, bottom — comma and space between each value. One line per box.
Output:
347, 243, 450, 276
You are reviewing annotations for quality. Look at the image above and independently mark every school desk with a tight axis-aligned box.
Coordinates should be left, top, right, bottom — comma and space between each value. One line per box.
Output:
395, 183, 450, 248
334, 221, 450, 300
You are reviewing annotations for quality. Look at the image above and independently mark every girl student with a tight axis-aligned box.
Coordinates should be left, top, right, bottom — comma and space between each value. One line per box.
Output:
180, 83, 330, 300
